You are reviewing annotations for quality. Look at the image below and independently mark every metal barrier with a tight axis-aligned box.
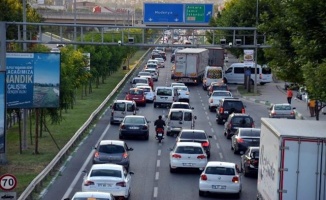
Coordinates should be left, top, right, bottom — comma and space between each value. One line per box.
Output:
17, 48, 152, 200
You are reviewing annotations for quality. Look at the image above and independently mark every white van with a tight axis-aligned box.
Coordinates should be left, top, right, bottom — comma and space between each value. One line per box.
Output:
110, 100, 138, 124
154, 86, 178, 108
165, 108, 197, 136
224, 63, 273, 85
202, 66, 224, 90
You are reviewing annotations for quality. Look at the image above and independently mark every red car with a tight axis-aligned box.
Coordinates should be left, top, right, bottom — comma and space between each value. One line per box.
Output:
125, 88, 146, 106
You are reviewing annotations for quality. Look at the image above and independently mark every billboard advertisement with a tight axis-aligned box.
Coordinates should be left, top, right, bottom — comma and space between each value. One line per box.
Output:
0, 72, 5, 153
6, 53, 60, 108
143, 3, 213, 25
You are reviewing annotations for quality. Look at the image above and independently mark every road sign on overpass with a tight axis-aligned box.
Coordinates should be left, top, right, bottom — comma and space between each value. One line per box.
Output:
143, 3, 213, 25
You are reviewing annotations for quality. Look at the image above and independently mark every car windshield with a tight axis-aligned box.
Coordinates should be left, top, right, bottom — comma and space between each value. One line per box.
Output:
212, 85, 227, 91
99, 145, 125, 154
240, 129, 260, 137
90, 169, 122, 178
137, 87, 150, 92
129, 89, 143, 95
205, 167, 235, 175
147, 64, 157, 69
124, 117, 145, 124
133, 79, 147, 84
172, 104, 190, 109
212, 92, 231, 97
139, 72, 150, 76
174, 86, 188, 91
175, 146, 203, 154
180, 131, 207, 139
232, 117, 252, 126
223, 101, 243, 110
157, 89, 172, 96
251, 150, 260, 158
274, 105, 291, 110
207, 69, 223, 79
113, 103, 125, 111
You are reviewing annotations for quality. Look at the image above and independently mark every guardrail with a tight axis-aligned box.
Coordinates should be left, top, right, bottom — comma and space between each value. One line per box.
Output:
18, 48, 152, 200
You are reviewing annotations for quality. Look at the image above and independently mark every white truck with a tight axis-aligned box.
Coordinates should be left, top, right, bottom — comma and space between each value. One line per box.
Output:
257, 118, 326, 200
173, 48, 209, 84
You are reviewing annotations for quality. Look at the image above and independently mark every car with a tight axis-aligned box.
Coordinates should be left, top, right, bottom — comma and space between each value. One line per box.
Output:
154, 57, 165, 68
50, 47, 60, 53
137, 71, 151, 77
135, 85, 155, 103
125, 88, 146, 106
144, 63, 159, 75
169, 142, 208, 173
154, 50, 166, 61
143, 68, 159, 81
92, 140, 133, 170
172, 85, 190, 102
170, 102, 193, 110
151, 53, 164, 61
155, 46, 165, 52
176, 129, 212, 158
170, 82, 185, 87
65, 191, 116, 200
139, 75, 154, 89
110, 100, 138, 125
208, 90, 233, 112
81, 164, 134, 199
166, 109, 196, 136
296, 86, 307, 100
240, 146, 260, 177
216, 98, 246, 125
154, 86, 179, 108
56, 44, 65, 48
119, 115, 150, 140
231, 128, 260, 154
207, 83, 229, 96
147, 59, 161, 68
268, 103, 296, 119
199, 161, 242, 198
224, 113, 254, 139
130, 77, 148, 88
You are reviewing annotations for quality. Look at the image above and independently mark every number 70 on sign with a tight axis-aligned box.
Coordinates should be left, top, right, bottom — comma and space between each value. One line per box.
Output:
0, 174, 17, 191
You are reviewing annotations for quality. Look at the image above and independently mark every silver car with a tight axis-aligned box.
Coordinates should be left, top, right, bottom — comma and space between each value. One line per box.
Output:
268, 103, 296, 119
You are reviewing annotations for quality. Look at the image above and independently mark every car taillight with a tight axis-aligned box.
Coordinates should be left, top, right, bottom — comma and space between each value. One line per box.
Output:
241, 108, 245, 113
142, 96, 145, 100
123, 152, 128, 159
202, 141, 209, 147
250, 159, 258, 164
271, 111, 276, 115
186, 92, 189, 95
126, 95, 130, 100
236, 138, 244, 143
111, 111, 114, 116
120, 125, 125, 129
94, 151, 99, 158
252, 122, 255, 128
232, 176, 239, 183
200, 174, 207, 181
210, 99, 213, 103
142, 125, 148, 130
172, 154, 181, 158
290, 111, 294, 115
197, 155, 206, 159
219, 107, 224, 113
228, 122, 232, 129
84, 180, 94, 186
116, 181, 126, 187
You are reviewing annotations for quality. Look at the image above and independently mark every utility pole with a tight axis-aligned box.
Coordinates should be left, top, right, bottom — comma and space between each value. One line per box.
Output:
23, 0, 28, 150
254, 0, 259, 94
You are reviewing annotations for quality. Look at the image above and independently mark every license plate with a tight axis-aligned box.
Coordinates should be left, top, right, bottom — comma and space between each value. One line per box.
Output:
183, 163, 193, 166
158, 133, 163, 136
212, 185, 226, 189
224, 111, 229, 114
98, 183, 112, 187
129, 127, 139, 129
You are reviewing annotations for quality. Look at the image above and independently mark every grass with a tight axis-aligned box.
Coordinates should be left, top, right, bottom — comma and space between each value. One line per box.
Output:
0, 49, 148, 197
237, 85, 261, 96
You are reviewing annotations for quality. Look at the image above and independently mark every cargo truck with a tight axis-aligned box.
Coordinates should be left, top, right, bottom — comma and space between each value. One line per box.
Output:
173, 48, 209, 84
257, 118, 326, 200
206, 47, 225, 67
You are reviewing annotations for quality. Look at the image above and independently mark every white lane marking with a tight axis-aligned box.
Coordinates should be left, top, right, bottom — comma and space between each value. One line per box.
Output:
158, 149, 161, 156
216, 143, 220, 149
62, 122, 112, 198
219, 152, 223, 159
202, 103, 204, 107
153, 187, 158, 198
203, 107, 206, 110
155, 172, 159, 180
211, 128, 214, 133
206, 116, 209, 120
205, 111, 208, 115
157, 160, 160, 167
208, 121, 212, 126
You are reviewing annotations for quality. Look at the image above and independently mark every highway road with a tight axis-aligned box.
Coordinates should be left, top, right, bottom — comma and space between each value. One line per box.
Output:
40, 51, 268, 200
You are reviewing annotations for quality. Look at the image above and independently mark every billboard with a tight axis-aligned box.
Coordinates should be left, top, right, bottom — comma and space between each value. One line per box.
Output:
0, 72, 5, 153
143, 3, 213, 25
6, 53, 60, 108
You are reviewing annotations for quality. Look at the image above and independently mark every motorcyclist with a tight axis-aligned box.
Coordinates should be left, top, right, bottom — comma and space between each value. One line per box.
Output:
154, 115, 166, 138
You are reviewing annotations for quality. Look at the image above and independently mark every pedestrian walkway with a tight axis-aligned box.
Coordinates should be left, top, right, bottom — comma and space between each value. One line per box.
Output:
237, 81, 326, 121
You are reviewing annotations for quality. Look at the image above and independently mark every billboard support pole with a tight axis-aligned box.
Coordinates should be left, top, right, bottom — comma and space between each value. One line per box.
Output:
23, 0, 28, 150
0, 22, 8, 164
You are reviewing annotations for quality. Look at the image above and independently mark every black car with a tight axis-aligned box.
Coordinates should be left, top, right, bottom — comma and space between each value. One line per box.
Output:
119, 115, 150, 140
240, 146, 260, 177
170, 53, 175, 63
231, 128, 260, 154
224, 113, 254, 139
216, 98, 246, 125
151, 53, 163, 60
176, 129, 212, 158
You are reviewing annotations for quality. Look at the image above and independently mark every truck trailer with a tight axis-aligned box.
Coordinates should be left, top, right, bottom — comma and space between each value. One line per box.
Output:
206, 47, 225, 67
173, 48, 209, 84
257, 118, 326, 200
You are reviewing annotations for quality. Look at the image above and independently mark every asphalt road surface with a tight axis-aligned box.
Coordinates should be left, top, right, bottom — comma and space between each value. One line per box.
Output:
40, 51, 268, 200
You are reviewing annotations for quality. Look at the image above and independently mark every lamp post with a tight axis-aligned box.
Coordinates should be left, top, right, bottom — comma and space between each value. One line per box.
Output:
254, 0, 259, 94
74, 0, 77, 50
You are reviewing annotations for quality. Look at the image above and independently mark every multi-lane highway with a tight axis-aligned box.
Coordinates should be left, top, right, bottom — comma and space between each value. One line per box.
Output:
41, 51, 268, 200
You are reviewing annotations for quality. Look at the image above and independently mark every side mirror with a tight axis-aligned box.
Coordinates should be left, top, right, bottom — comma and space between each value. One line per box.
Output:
169, 148, 173, 151
191, 107, 194, 110
128, 147, 134, 151
194, 116, 197, 120
293, 107, 296, 109
147, 121, 151, 123
129, 171, 135, 175
208, 135, 212, 138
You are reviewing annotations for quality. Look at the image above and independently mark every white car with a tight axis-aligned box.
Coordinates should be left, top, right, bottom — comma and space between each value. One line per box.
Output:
67, 191, 115, 200
208, 90, 233, 112
170, 82, 185, 87
136, 85, 154, 102
170, 102, 193, 110
173, 85, 190, 102
169, 142, 207, 173
138, 71, 151, 77
82, 164, 134, 199
50, 47, 60, 53
154, 57, 165, 68
199, 161, 242, 198
147, 59, 161, 68
144, 68, 158, 81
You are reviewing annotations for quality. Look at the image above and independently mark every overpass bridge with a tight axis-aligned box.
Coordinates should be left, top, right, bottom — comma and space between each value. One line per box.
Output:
37, 10, 143, 26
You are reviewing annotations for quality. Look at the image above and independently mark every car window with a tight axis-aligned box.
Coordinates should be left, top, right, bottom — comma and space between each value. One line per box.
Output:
170, 111, 183, 120
240, 129, 260, 137
274, 105, 291, 110
251, 150, 260, 158
73, 197, 112, 200
133, 79, 147, 84
99, 145, 126, 154
124, 117, 145, 124
126, 103, 135, 112
212, 92, 231, 97
184, 112, 192, 121
205, 167, 235, 175
129, 89, 143, 95
157, 89, 172, 96
232, 117, 252, 126
172, 104, 190, 109
90, 169, 122, 178
224, 102, 243, 110
212, 85, 227, 91
180, 132, 207, 139
138, 87, 150, 92
114, 103, 125, 111
176, 146, 203, 154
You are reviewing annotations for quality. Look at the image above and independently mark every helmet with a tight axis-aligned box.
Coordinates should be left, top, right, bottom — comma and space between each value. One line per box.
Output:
158, 115, 162, 119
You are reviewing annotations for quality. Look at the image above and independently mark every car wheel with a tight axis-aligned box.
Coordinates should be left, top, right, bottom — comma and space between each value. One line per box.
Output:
166, 131, 171, 136
199, 190, 205, 197
110, 121, 114, 125
233, 146, 239, 154
119, 134, 124, 140
231, 144, 234, 150
144, 134, 149, 140
217, 118, 223, 125
235, 191, 241, 199
207, 152, 210, 159
170, 165, 176, 173
243, 168, 248, 177
154, 103, 157, 108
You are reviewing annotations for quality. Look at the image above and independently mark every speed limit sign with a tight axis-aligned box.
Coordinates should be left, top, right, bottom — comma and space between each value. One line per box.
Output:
0, 174, 17, 191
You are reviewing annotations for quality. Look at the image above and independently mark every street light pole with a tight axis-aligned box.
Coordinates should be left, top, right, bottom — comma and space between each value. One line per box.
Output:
254, 0, 259, 94
74, 0, 77, 50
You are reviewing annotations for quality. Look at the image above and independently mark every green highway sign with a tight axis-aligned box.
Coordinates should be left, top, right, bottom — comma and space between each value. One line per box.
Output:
185, 4, 205, 22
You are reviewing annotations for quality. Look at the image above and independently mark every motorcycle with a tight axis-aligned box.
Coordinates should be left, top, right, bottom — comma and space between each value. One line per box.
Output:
156, 128, 164, 143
